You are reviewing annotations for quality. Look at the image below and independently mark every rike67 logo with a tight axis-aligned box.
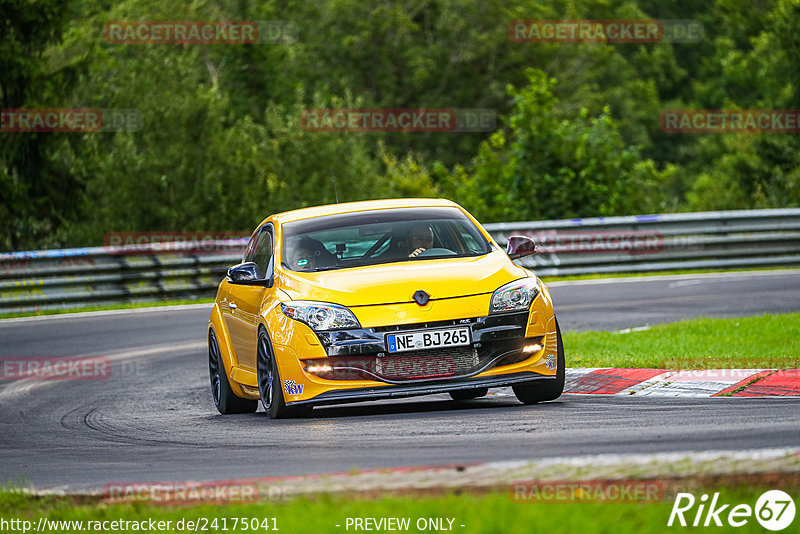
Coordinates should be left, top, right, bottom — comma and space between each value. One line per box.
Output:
668, 490, 796, 531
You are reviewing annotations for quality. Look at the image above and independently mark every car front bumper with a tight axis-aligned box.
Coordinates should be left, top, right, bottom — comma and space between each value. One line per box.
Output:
273, 304, 559, 406
285, 371, 556, 406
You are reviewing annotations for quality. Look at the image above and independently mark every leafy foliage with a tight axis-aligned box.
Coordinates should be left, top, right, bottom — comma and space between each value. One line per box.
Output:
439, 70, 675, 221
1, 0, 799, 250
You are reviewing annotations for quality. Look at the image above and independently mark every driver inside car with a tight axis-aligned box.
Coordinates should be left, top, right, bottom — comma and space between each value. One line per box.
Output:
407, 223, 434, 258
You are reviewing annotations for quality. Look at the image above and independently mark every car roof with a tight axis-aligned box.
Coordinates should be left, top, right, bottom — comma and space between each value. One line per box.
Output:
263, 198, 461, 226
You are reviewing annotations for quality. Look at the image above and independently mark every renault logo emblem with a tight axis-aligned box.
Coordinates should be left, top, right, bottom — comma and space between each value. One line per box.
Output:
413, 290, 430, 306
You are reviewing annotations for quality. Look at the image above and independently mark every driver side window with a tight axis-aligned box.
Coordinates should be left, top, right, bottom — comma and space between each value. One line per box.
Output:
242, 233, 259, 263
246, 226, 274, 278
253, 230, 273, 278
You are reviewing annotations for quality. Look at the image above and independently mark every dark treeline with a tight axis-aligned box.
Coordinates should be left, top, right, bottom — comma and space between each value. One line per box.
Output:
2, 0, 799, 251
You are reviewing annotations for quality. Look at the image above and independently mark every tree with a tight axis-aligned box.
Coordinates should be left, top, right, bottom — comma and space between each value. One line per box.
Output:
685, 0, 800, 209
0, 0, 83, 250
439, 69, 675, 221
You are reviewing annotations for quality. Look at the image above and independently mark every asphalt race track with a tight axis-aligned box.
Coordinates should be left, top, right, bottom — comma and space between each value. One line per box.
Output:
1, 270, 799, 491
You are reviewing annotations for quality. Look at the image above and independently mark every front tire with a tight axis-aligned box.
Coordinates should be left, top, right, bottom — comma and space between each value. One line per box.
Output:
209, 329, 257, 414
513, 319, 565, 404
257, 328, 310, 419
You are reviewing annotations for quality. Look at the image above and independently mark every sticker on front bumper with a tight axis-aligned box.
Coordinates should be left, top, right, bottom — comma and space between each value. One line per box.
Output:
284, 380, 304, 395
546, 354, 556, 370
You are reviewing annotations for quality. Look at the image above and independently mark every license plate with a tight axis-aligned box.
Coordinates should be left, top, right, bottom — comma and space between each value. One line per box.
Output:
385, 327, 471, 353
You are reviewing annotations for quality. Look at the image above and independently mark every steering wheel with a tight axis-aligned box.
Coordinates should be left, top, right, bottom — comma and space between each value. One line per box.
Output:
416, 247, 457, 258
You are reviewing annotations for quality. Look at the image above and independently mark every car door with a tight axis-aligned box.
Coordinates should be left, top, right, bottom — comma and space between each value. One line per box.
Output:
223, 225, 274, 372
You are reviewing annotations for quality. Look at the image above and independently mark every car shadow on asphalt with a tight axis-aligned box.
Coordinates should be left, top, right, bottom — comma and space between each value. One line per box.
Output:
301, 396, 565, 420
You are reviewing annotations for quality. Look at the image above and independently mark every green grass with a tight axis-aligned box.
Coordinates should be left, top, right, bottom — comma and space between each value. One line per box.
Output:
0, 298, 214, 320
540, 265, 798, 283
564, 313, 800, 369
0, 485, 791, 534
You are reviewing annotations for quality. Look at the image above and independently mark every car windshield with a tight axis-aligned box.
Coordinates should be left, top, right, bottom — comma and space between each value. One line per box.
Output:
281, 207, 492, 272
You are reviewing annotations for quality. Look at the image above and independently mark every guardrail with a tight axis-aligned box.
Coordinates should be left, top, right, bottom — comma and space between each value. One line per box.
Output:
485, 208, 800, 276
1, 208, 798, 314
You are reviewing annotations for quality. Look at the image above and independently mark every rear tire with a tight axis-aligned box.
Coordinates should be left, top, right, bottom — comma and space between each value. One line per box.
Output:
449, 387, 489, 401
209, 329, 258, 414
257, 328, 311, 419
513, 319, 565, 404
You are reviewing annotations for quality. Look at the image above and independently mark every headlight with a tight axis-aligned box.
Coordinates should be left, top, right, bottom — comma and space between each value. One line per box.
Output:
490, 277, 540, 314
280, 301, 360, 331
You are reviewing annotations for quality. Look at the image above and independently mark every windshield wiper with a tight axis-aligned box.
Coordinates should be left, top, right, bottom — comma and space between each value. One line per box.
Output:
310, 265, 341, 272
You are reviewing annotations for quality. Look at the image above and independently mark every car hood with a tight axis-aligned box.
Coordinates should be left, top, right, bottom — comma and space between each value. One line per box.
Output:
278, 249, 528, 307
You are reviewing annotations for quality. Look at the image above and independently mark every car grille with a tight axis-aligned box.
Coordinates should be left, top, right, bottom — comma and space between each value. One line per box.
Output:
376, 346, 479, 380
302, 342, 527, 383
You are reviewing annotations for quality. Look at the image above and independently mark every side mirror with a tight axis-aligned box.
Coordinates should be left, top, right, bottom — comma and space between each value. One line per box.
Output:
506, 235, 537, 260
226, 262, 266, 285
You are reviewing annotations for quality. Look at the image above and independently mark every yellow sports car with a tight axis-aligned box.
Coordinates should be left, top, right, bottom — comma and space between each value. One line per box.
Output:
208, 198, 563, 418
